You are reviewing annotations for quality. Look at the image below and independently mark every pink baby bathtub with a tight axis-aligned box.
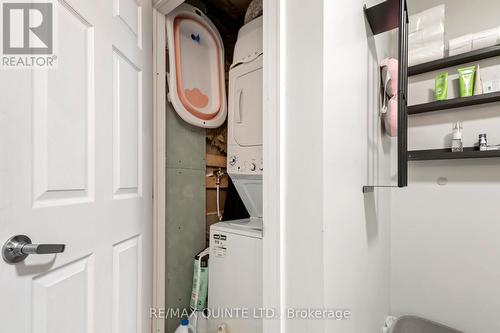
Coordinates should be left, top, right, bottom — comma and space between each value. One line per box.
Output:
166, 4, 227, 128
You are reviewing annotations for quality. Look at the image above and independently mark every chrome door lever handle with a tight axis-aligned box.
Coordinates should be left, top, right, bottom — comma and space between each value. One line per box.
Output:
21, 243, 66, 255
2, 235, 66, 264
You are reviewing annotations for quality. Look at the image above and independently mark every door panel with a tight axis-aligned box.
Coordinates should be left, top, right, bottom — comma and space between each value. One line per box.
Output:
33, 1, 94, 207
112, 236, 142, 333
112, 48, 143, 198
32, 255, 95, 333
0, 1, 153, 333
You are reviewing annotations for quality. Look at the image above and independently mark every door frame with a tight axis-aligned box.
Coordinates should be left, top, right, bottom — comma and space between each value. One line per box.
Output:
152, 8, 166, 333
151, 2, 284, 333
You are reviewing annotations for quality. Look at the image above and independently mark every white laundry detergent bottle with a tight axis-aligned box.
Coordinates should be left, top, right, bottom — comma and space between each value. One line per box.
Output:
174, 319, 194, 333
188, 310, 208, 333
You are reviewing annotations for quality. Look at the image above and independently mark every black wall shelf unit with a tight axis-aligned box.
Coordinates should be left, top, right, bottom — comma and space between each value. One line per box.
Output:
409, 44, 500, 76
407, 45, 500, 164
409, 147, 500, 161
408, 91, 500, 115
364, 0, 400, 35
364, 0, 409, 190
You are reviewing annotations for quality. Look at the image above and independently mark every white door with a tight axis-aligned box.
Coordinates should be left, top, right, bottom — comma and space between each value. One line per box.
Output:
0, 0, 153, 333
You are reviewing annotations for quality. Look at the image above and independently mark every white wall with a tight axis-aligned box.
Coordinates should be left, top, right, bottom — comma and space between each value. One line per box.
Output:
282, 0, 324, 332
322, 0, 393, 332
391, 1, 500, 332
283, 0, 393, 331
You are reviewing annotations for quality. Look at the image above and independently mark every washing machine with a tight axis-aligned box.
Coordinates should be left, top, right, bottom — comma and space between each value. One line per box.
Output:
208, 15, 263, 333
208, 219, 263, 333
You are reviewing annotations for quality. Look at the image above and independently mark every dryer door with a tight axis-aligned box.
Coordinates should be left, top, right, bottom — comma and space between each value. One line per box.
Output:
231, 60, 263, 147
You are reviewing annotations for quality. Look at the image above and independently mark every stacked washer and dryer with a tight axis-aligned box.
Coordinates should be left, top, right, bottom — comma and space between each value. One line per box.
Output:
208, 16, 264, 333
166, 4, 263, 332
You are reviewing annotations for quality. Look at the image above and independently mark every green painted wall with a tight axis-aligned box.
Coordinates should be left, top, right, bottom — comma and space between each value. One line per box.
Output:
165, 102, 206, 333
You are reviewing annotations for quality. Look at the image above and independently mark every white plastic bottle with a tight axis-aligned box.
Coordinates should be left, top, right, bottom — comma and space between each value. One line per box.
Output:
174, 319, 194, 333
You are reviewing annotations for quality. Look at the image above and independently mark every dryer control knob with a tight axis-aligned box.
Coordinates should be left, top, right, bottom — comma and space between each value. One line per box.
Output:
249, 162, 256, 171
229, 156, 237, 166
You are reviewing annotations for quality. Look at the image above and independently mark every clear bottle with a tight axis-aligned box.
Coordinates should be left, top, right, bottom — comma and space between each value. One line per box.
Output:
451, 122, 463, 152
479, 134, 488, 151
